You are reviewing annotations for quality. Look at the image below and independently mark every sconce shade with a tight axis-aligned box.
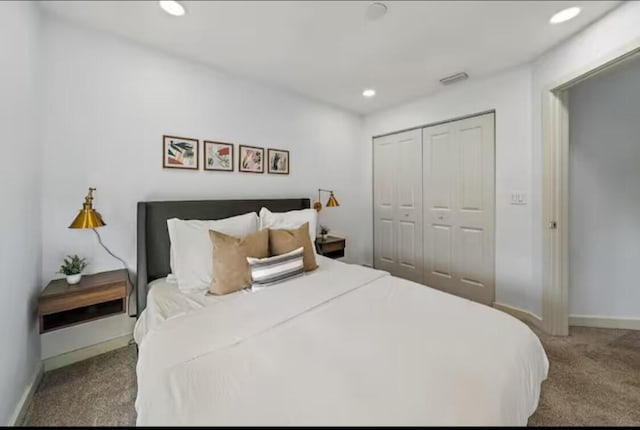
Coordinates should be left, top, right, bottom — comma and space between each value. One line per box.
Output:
69, 188, 106, 229
326, 192, 339, 207
314, 188, 340, 211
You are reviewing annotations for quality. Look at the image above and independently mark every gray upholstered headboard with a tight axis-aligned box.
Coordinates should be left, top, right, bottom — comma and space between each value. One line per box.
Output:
136, 198, 310, 316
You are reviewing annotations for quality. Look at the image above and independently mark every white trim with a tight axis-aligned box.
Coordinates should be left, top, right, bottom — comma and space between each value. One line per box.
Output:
542, 88, 569, 336
493, 302, 543, 329
43, 334, 133, 372
541, 42, 640, 336
570, 315, 640, 331
8, 363, 43, 426
544, 39, 640, 92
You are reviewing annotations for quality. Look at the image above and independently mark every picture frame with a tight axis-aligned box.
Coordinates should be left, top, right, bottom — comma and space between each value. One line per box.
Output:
204, 141, 234, 172
163, 135, 199, 170
267, 148, 290, 175
238, 145, 265, 173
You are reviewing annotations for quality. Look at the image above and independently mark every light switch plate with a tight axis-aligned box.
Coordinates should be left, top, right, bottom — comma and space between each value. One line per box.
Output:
510, 191, 527, 205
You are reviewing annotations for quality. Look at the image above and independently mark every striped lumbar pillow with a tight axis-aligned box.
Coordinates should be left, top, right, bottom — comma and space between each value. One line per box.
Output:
247, 247, 304, 289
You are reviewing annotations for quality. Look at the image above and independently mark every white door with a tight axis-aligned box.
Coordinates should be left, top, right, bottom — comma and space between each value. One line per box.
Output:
422, 113, 495, 305
373, 129, 423, 282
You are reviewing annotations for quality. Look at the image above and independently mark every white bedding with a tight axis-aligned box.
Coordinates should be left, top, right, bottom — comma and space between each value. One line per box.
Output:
134, 256, 345, 344
133, 278, 246, 345
135, 258, 548, 426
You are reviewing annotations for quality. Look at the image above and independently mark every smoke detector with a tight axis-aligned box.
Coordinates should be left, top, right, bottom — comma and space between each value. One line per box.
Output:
440, 72, 469, 86
366, 2, 388, 20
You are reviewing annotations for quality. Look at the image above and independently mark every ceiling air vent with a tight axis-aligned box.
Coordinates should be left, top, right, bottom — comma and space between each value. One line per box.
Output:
440, 72, 469, 86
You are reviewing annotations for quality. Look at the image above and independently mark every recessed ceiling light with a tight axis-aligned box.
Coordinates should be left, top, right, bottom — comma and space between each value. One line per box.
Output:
549, 7, 580, 24
363, 89, 376, 98
159, 0, 185, 17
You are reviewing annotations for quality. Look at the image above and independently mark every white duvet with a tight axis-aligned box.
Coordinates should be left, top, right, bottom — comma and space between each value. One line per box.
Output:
135, 258, 548, 426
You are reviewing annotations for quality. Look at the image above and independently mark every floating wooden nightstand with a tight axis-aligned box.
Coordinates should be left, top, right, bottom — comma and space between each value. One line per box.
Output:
316, 235, 346, 259
38, 269, 128, 334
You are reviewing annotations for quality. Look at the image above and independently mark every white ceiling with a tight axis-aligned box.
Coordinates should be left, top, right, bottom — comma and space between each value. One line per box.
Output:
40, 1, 620, 114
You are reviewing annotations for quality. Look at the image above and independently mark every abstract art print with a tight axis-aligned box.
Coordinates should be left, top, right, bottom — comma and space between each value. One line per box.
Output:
239, 145, 264, 173
163, 135, 199, 170
204, 141, 234, 171
267, 148, 290, 175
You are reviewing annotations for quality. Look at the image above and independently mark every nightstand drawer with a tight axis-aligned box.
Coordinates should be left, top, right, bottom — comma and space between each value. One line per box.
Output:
321, 240, 345, 254
316, 236, 346, 259
39, 282, 126, 316
40, 298, 125, 333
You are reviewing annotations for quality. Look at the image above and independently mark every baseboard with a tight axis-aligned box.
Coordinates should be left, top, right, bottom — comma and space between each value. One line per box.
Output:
570, 315, 640, 330
493, 302, 543, 329
43, 334, 133, 372
8, 362, 43, 426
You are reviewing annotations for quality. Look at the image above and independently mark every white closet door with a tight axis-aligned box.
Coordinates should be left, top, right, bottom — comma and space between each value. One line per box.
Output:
422, 113, 495, 305
373, 135, 397, 275
373, 129, 423, 282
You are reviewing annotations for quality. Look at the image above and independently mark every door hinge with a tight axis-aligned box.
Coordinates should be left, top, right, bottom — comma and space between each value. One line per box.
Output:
549, 221, 557, 229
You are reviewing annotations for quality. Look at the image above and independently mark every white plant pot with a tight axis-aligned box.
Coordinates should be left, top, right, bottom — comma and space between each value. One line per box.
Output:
66, 273, 82, 285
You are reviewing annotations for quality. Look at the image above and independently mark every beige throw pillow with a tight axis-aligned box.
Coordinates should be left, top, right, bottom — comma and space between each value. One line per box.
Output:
269, 222, 318, 272
208, 229, 269, 295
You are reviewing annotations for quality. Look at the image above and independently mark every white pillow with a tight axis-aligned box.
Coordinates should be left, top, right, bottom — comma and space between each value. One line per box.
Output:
259, 207, 318, 248
167, 212, 258, 292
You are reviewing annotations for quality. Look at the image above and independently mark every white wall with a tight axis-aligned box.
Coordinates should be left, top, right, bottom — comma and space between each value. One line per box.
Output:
39, 16, 366, 357
0, 1, 42, 425
364, 65, 536, 314
568, 56, 640, 318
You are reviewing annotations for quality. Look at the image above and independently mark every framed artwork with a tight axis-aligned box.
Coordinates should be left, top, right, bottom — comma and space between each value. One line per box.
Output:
163, 135, 199, 170
239, 145, 264, 173
204, 141, 234, 171
267, 148, 290, 175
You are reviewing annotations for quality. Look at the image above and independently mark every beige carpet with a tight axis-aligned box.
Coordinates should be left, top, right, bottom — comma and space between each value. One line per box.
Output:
528, 326, 640, 426
23, 346, 137, 426
22, 326, 640, 426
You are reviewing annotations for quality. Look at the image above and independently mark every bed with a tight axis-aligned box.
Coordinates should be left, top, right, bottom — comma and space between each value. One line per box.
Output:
134, 198, 548, 426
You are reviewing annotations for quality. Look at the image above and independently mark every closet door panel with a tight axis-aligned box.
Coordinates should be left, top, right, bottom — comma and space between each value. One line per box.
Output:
459, 126, 484, 211
423, 123, 458, 292
430, 224, 453, 278
398, 219, 418, 268
423, 113, 495, 305
395, 130, 423, 282
373, 137, 397, 274
429, 131, 454, 210
458, 226, 485, 287
454, 114, 495, 295
373, 129, 423, 282
378, 219, 395, 263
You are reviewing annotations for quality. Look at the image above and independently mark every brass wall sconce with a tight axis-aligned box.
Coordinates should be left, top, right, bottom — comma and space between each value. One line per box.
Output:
313, 188, 339, 211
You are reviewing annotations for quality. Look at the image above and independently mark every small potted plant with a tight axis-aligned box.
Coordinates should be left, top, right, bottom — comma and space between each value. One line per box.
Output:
319, 225, 330, 241
58, 255, 88, 285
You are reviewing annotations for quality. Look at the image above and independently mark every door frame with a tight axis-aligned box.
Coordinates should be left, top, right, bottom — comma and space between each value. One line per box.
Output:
372, 110, 496, 299
542, 44, 640, 336
371, 109, 496, 140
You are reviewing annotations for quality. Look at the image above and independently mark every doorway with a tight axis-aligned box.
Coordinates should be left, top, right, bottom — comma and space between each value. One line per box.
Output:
567, 57, 640, 330
543, 48, 640, 335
